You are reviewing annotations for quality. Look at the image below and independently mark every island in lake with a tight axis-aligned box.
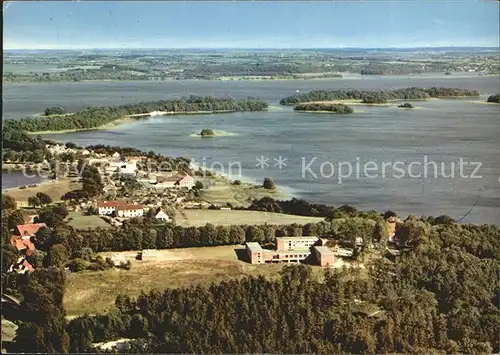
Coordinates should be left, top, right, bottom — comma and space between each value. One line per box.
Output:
294, 103, 354, 114
280, 87, 481, 105
486, 94, 500, 103
199, 129, 215, 137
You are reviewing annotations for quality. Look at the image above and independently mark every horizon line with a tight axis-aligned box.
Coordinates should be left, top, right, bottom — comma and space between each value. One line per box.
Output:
4, 46, 500, 51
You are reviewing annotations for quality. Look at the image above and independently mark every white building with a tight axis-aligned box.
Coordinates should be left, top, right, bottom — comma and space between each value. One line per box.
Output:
154, 208, 170, 221
97, 201, 125, 215
116, 204, 144, 218
118, 162, 137, 175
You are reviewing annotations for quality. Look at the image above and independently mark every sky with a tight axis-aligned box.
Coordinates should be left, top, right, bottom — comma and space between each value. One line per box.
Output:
3, 1, 499, 49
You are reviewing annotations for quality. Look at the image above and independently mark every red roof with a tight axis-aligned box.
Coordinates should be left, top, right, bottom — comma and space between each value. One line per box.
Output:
10, 236, 36, 256
22, 260, 34, 273
16, 223, 47, 237
97, 201, 128, 208
116, 204, 144, 211
10, 236, 26, 251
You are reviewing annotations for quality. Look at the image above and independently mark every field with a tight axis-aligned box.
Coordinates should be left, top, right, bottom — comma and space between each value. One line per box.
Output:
176, 209, 325, 227
199, 176, 289, 207
3, 177, 81, 203
1, 319, 17, 343
64, 245, 293, 316
66, 212, 112, 229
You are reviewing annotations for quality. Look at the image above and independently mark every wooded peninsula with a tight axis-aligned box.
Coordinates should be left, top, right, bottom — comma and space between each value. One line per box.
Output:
280, 87, 481, 105
3, 96, 268, 133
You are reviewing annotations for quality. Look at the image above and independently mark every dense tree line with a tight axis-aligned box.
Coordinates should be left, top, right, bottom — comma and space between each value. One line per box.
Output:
3, 96, 268, 133
280, 87, 480, 105
486, 93, 500, 103
2, 129, 48, 163
65, 218, 499, 353
244, 197, 377, 220
294, 103, 354, 113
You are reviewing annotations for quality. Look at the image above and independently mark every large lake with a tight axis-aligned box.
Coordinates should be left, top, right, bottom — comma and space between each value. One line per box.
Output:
3, 75, 500, 224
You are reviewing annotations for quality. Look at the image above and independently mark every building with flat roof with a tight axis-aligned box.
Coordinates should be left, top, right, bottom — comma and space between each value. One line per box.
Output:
245, 236, 334, 266
276, 236, 321, 251
312, 246, 335, 267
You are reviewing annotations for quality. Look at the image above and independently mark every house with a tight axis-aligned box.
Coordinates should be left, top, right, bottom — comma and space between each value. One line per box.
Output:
154, 173, 195, 189
97, 201, 127, 215
118, 162, 137, 175
16, 223, 47, 239
116, 204, 144, 218
8, 256, 34, 274
81, 149, 91, 156
386, 216, 397, 243
111, 152, 121, 158
154, 208, 170, 222
10, 235, 36, 256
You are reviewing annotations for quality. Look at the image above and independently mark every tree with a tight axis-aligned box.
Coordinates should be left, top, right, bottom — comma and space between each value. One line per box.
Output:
7, 209, 26, 230
47, 244, 70, 268
28, 196, 41, 208
2, 195, 17, 211
36, 192, 53, 206
194, 181, 204, 190
44, 106, 66, 116
262, 177, 276, 190
36, 205, 68, 228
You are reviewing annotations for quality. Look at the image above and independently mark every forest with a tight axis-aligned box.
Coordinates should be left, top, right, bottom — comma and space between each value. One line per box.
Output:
3, 96, 268, 133
280, 87, 480, 105
293, 103, 354, 114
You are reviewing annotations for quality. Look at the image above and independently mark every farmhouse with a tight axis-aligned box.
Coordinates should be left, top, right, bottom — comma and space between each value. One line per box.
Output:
154, 208, 170, 221
154, 173, 195, 189
16, 223, 47, 239
10, 235, 36, 256
116, 204, 144, 218
97, 201, 127, 215
97, 201, 144, 218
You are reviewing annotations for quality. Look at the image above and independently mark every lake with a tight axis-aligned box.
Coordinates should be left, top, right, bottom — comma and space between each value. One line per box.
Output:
3, 75, 500, 224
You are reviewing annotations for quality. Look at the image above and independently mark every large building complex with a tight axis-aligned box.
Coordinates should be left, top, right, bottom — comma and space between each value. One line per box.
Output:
245, 236, 335, 267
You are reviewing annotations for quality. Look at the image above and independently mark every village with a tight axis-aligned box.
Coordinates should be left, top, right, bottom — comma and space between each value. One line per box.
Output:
3, 142, 406, 320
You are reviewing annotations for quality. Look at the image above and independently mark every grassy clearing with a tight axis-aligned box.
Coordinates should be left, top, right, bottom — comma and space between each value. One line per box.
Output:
1, 318, 18, 343
65, 260, 280, 315
176, 209, 325, 227
65, 245, 327, 315
200, 177, 288, 207
66, 212, 112, 229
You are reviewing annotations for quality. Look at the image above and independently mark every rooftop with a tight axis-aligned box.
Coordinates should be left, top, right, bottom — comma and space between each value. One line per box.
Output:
116, 204, 144, 211
276, 236, 319, 241
313, 246, 335, 255
246, 242, 263, 251
97, 200, 128, 208
16, 223, 47, 237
